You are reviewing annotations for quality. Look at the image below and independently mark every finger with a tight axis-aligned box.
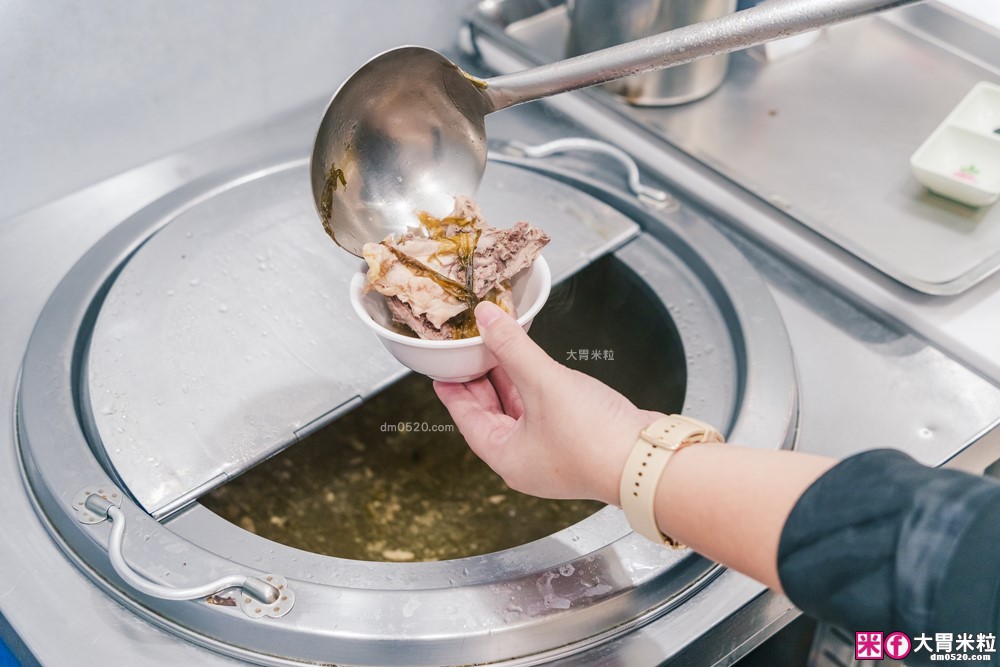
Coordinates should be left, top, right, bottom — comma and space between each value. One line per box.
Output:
433, 381, 514, 460
463, 374, 503, 415
487, 366, 524, 420
475, 301, 557, 396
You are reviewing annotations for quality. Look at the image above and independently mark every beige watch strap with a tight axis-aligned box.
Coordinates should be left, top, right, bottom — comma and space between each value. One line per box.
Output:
619, 414, 724, 548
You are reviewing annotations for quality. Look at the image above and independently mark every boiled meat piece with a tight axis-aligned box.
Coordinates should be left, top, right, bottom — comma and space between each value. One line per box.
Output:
385, 296, 458, 341
361, 197, 548, 340
363, 242, 468, 329
471, 222, 549, 298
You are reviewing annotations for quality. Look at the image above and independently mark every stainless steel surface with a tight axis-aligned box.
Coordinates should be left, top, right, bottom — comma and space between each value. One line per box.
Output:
461, 13, 1000, 662
466, 0, 1000, 383
15, 99, 802, 663
309, 46, 491, 256
720, 224, 1000, 468
87, 156, 637, 517
85, 498, 289, 615
807, 624, 860, 667
311, 0, 917, 256
4, 4, 1000, 664
73, 485, 123, 525
480, 0, 918, 110
497, 137, 675, 208
566, 0, 737, 106
468, 0, 1000, 295
4, 97, 999, 666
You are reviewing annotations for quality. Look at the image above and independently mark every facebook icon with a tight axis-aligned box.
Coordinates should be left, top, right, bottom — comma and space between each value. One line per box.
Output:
885, 632, 912, 660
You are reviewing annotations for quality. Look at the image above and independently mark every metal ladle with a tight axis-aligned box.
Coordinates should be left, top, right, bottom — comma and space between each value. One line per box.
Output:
311, 0, 917, 256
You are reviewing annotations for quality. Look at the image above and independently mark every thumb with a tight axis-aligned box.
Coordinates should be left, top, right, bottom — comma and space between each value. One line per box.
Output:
475, 301, 556, 393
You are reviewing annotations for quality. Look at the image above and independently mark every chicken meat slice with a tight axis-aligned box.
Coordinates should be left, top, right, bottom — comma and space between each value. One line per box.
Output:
361, 197, 549, 340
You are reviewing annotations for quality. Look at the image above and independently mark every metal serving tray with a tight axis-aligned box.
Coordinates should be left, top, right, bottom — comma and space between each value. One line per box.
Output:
464, 0, 1000, 295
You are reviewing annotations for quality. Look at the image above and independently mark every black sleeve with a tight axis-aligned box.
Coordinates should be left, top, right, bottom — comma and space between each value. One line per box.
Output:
778, 449, 1000, 662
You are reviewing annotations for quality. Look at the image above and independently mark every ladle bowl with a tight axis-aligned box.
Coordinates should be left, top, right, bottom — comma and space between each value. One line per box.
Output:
310, 48, 490, 256
311, 0, 918, 256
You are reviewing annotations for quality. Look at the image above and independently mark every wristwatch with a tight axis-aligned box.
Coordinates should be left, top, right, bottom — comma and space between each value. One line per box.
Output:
619, 414, 724, 548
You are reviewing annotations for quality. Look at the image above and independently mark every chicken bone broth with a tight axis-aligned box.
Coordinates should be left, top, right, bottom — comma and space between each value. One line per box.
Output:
362, 196, 550, 340
201, 373, 601, 562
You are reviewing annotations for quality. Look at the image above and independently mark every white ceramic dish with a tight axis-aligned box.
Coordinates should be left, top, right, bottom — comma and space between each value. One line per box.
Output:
349, 256, 551, 383
910, 81, 1000, 208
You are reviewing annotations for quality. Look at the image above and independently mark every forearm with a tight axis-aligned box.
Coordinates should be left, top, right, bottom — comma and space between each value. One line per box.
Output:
440, 304, 1000, 637
646, 442, 835, 592
775, 449, 1000, 636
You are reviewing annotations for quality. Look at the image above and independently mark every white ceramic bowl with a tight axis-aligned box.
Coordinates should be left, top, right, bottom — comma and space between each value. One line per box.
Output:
910, 81, 1000, 208
349, 256, 551, 382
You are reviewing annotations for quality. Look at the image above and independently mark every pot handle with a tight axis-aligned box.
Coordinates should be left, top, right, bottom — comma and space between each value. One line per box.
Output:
76, 489, 294, 619
495, 138, 677, 211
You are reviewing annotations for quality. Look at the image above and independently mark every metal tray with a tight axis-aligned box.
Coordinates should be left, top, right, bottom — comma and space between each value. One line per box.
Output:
464, 0, 1000, 295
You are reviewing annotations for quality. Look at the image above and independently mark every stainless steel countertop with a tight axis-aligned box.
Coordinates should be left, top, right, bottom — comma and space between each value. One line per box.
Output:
0, 3, 457, 664
3, 2, 1000, 665
0, 100, 791, 667
3, 91, 999, 667
490, 3, 1000, 296
467, 1, 1000, 383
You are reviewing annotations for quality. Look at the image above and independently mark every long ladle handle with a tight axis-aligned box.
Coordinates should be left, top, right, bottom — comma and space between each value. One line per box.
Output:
480, 0, 920, 112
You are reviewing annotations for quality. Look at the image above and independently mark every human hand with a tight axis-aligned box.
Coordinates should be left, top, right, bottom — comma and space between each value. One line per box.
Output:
434, 301, 663, 506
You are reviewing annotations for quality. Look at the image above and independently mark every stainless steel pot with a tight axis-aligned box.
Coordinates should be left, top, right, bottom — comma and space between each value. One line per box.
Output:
15, 131, 799, 665
566, 0, 738, 105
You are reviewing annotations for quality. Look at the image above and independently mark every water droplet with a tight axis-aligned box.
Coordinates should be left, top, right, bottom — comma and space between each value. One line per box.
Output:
918, 427, 934, 439
189, 277, 201, 287
167, 290, 175, 297
218, 304, 229, 313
